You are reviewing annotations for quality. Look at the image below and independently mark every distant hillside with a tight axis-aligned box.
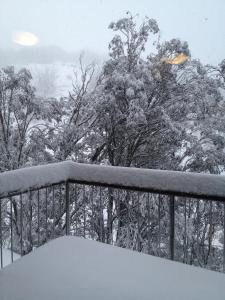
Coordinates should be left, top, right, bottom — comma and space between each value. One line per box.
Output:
12, 61, 102, 99
0, 46, 105, 98
0, 46, 107, 66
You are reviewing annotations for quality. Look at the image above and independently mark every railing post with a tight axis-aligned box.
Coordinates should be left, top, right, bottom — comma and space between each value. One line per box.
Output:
137, 192, 141, 252
37, 190, 40, 246
83, 186, 86, 238
45, 188, 48, 241
29, 191, 33, 251
65, 181, 70, 235
196, 200, 200, 262
99, 187, 103, 242
20, 195, 23, 256
147, 194, 151, 254
169, 195, 175, 260
52, 187, 55, 239
158, 195, 161, 251
10, 197, 13, 263
91, 187, 94, 239
223, 202, 225, 273
0, 199, 3, 268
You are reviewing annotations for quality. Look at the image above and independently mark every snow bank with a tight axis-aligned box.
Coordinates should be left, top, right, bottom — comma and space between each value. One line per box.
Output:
0, 236, 224, 300
0, 161, 225, 201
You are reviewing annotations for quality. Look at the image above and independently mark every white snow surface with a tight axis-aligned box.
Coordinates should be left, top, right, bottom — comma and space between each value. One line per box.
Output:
0, 161, 225, 200
0, 236, 224, 300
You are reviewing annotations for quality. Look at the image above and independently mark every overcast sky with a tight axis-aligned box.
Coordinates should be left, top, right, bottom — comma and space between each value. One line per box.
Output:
0, 0, 225, 65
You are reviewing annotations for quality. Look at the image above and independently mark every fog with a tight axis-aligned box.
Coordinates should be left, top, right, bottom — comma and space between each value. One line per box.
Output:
0, 0, 225, 65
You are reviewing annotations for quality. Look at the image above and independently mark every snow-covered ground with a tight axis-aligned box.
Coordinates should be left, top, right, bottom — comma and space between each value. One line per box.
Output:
0, 236, 224, 300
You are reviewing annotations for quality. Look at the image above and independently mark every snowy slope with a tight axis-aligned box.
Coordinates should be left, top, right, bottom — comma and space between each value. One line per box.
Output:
0, 236, 225, 300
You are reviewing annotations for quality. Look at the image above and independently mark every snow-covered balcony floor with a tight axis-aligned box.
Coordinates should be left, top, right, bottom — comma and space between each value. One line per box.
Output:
0, 237, 225, 300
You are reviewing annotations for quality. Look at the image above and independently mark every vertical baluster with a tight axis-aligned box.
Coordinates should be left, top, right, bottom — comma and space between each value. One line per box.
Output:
83, 186, 86, 238
74, 184, 78, 235
127, 191, 131, 249
196, 199, 200, 263
0, 198, 3, 268
147, 193, 151, 255
10, 197, 13, 263
59, 184, 63, 235
158, 195, 161, 252
184, 198, 187, 263
169, 195, 175, 260
65, 182, 70, 235
20, 194, 23, 256
59, 185, 62, 218
91, 186, 94, 239
37, 190, 40, 246
99, 187, 103, 242
29, 191, 32, 251
117, 189, 121, 244
188, 199, 191, 262
223, 202, 225, 273
52, 186, 55, 239
45, 188, 48, 241
107, 188, 113, 245
209, 201, 213, 264
137, 192, 141, 252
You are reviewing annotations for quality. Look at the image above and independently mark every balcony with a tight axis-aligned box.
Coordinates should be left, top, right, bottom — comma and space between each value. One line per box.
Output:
0, 161, 225, 299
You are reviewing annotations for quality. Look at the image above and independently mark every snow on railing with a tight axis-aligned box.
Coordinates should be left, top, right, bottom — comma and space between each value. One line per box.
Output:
0, 160, 225, 200
0, 161, 225, 272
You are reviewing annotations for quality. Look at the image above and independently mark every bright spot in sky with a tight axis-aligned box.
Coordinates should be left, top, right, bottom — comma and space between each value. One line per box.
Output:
13, 31, 39, 46
166, 53, 188, 65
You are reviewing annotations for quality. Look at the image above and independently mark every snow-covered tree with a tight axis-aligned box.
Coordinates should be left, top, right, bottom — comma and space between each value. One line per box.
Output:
0, 67, 48, 171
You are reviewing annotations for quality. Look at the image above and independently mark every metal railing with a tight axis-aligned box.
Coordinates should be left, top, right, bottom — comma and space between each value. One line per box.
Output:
0, 161, 225, 271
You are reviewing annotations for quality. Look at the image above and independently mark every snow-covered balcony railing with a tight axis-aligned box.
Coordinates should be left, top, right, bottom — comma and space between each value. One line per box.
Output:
0, 161, 225, 271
